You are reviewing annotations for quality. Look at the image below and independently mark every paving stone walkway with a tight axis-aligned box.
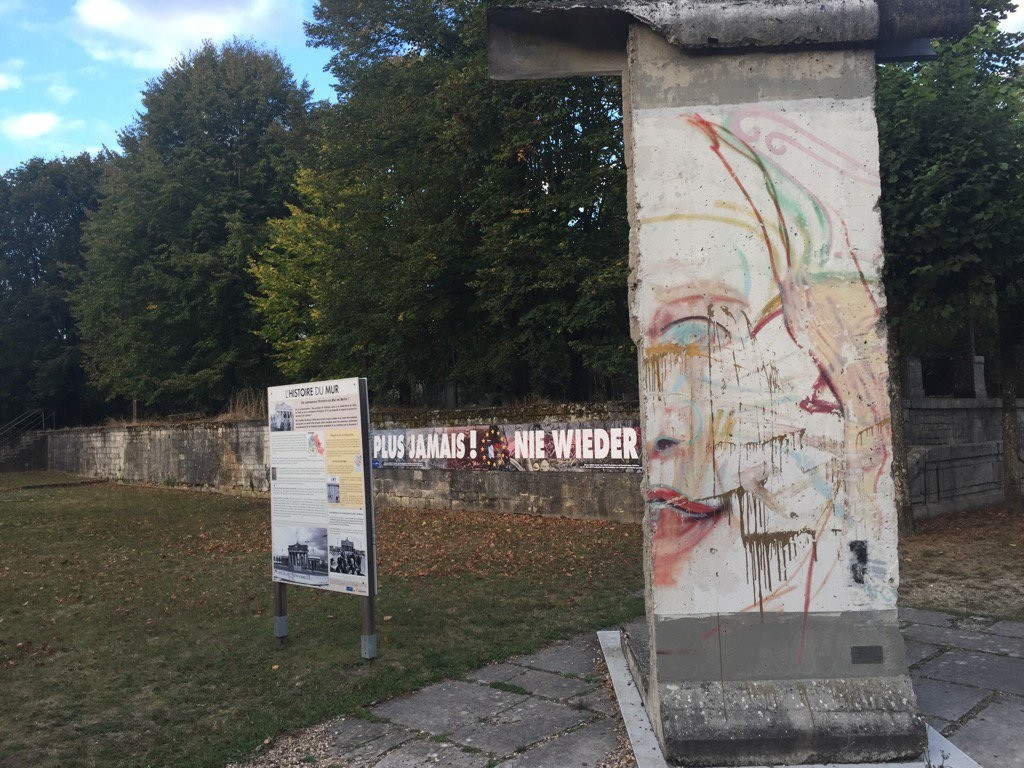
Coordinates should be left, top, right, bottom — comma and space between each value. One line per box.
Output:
235, 609, 1024, 768
356, 633, 621, 767
901, 607, 1024, 768
234, 633, 626, 768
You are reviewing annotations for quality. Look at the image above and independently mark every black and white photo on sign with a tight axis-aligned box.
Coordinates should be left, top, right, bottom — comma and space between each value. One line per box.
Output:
326, 476, 340, 504
330, 533, 367, 576
272, 525, 329, 585
269, 402, 294, 432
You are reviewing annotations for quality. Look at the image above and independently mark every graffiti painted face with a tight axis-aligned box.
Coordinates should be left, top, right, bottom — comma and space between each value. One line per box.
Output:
642, 251, 821, 591
644, 284, 748, 515
636, 107, 895, 612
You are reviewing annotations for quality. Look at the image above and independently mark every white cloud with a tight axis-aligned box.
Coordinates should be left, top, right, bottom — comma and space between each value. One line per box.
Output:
1, 112, 60, 139
72, 0, 307, 70
1003, 8, 1024, 33
48, 82, 76, 103
0, 72, 21, 90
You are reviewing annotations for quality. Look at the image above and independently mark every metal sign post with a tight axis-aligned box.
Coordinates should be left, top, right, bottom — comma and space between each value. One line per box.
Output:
358, 377, 378, 660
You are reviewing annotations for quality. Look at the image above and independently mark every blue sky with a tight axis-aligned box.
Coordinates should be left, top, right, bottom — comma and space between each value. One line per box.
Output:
0, 0, 336, 173
1, 2, 1023, 175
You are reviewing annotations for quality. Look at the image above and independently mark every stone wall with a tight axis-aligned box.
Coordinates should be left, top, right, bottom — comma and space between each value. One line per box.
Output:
904, 397, 1008, 445
45, 413, 643, 523
48, 421, 270, 491
904, 397, 1024, 518
378, 467, 640, 522
39, 399, 1024, 522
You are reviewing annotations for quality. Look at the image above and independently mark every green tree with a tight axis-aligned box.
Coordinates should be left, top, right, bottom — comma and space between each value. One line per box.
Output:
252, 0, 632, 405
74, 40, 311, 413
878, 3, 1024, 509
0, 153, 105, 425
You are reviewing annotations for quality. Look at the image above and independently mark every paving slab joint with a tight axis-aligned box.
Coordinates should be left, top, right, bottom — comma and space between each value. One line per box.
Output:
944, 690, 1001, 737
513, 714, 612, 753
910, 646, 949, 669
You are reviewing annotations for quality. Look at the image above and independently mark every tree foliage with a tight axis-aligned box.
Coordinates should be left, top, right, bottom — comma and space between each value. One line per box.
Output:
0, 154, 105, 425
73, 40, 311, 412
16, 1, 1024, 425
252, 0, 632, 405
878, 4, 1024, 354
878, 2, 1024, 508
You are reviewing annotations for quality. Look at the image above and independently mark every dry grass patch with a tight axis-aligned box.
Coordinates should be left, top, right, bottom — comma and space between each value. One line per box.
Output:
0, 479, 642, 768
900, 505, 1024, 620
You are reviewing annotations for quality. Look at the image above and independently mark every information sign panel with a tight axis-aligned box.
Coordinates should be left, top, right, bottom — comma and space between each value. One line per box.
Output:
267, 377, 376, 597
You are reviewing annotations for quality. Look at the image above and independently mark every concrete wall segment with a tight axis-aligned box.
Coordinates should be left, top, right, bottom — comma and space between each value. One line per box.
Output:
622, 24, 924, 762
626, 24, 897, 620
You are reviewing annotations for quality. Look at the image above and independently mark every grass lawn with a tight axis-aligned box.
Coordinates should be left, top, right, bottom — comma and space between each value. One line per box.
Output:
0, 475, 643, 768
900, 505, 1024, 620
4, 473, 1021, 768
0, 469, 97, 491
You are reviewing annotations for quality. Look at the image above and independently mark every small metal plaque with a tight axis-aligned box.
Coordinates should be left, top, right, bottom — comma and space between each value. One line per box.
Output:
851, 645, 884, 665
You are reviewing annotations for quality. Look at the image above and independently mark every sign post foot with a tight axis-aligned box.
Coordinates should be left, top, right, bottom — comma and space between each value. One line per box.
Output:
361, 593, 377, 660
274, 582, 288, 645
361, 633, 377, 660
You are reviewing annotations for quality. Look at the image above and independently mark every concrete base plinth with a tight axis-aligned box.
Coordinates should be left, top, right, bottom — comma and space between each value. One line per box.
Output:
658, 677, 924, 766
622, 619, 926, 766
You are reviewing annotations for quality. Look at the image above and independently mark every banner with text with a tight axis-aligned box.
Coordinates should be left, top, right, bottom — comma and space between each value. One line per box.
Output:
370, 421, 641, 473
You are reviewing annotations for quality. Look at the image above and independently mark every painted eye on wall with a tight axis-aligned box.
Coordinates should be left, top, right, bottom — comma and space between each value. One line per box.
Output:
653, 436, 680, 454
660, 316, 732, 348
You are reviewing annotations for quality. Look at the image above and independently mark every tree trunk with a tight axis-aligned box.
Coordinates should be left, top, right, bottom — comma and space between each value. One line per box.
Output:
886, 326, 915, 536
997, 299, 1022, 512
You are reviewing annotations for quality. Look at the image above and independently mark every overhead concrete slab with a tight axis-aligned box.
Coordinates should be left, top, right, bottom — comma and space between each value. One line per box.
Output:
488, 0, 971, 78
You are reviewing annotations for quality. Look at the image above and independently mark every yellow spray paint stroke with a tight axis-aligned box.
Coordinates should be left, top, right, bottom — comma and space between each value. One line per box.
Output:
855, 418, 891, 445
739, 494, 818, 616
639, 212, 784, 245
644, 342, 683, 392
752, 294, 784, 330
643, 341, 705, 392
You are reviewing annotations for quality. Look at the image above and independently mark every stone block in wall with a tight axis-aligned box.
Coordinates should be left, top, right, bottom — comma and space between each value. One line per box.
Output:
372, 467, 642, 523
